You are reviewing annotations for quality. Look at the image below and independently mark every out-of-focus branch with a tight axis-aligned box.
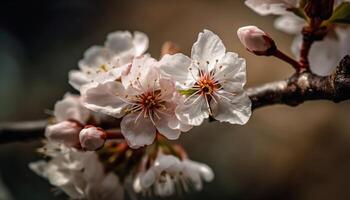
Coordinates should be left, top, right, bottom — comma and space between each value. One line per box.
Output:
248, 55, 350, 110
0, 120, 47, 144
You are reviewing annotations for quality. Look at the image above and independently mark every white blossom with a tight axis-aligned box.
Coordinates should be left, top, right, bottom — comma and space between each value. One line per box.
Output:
133, 154, 214, 197
159, 29, 251, 126
69, 31, 149, 91
29, 143, 123, 200
81, 55, 191, 149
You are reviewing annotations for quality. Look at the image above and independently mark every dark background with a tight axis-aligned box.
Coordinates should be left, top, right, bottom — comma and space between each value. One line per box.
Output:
1, 0, 350, 199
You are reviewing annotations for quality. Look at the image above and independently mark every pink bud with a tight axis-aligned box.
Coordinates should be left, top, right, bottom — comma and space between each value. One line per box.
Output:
79, 126, 106, 151
45, 121, 82, 146
237, 26, 276, 55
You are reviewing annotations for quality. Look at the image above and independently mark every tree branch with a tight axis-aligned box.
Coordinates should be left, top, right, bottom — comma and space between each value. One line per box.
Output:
0, 120, 47, 144
248, 55, 350, 110
0, 56, 349, 144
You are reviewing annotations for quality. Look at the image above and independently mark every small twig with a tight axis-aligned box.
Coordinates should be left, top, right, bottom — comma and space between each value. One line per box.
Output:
273, 49, 301, 70
299, 19, 325, 71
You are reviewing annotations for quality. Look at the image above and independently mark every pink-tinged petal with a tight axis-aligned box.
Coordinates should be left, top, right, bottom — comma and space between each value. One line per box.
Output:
122, 55, 159, 91
191, 29, 226, 71
159, 78, 176, 100
168, 116, 193, 132
175, 95, 209, 126
211, 92, 252, 125
214, 52, 247, 91
68, 70, 91, 91
120, 113, 157, 149
237, 26, 274, 52
133, 31, 149, 56
155, 113, 181, 140
78, 46, 110, 69
105, 31, 134, 57
54, 93, 90, 124
81, 81, 128, 118
158, 53, 195, 89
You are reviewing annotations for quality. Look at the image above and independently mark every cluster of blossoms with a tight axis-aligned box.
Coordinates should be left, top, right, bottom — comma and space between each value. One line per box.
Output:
245, 0, 350, 75
30, 1, 350, 199
31, 29, 251, 199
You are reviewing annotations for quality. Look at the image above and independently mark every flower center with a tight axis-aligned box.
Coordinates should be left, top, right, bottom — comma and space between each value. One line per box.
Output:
124, 91, 167, 125
197, 74, 218, 95
140, 92, 159, 109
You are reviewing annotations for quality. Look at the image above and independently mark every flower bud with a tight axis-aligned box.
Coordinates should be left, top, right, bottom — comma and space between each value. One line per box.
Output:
79, 126, 106, 151
304, 0, 334, 20
45, 121, 81, 146
237, 26, 276, 56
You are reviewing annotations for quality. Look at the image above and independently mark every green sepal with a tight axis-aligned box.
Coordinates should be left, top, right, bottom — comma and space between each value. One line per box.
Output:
326, 2, 350, 24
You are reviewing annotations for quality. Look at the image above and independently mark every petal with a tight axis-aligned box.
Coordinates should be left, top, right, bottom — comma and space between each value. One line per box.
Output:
292, 35, 341, 76
175, 95, 209, 126
191, 29, 226, 71
133, 31, 149, 56
159, 78, 176, 100
122, 55, 159, 90
81, 81, 128, 118
140, 170, 157, 188
154, 155, 182, 173
54, 93, 90, 124
244, 0, 296, 16
120, 113, 157, 149
78, 46, 110, 69
211, 91, 252, 125
274, 15, 304, 35
155, 114, 181, 140
158, 53, 195, 90
105, 31, 134, 56
68, 70, 91, 91
214, 52, 247, 91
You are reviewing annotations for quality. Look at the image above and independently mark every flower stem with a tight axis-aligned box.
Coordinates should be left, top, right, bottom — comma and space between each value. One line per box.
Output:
273, 50, 302, 71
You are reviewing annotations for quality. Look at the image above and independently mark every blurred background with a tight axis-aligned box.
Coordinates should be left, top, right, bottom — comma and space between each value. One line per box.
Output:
0, 0, 350, 199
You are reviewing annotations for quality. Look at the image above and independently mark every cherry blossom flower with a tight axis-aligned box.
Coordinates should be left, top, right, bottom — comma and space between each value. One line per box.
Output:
159, 29, 251, 126
69, 31, 149, 91
81, 55, 191, 148
29, 143, 123, 200
133, 154, 214, 197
